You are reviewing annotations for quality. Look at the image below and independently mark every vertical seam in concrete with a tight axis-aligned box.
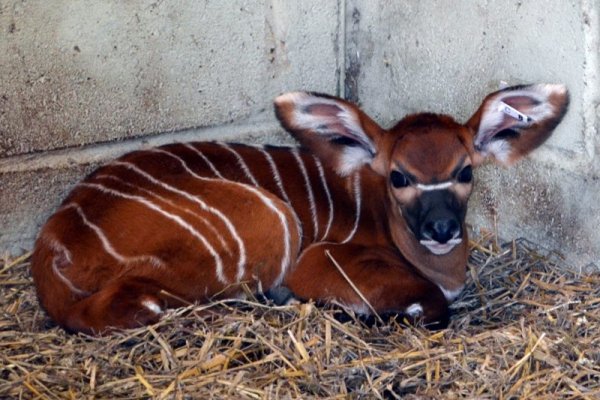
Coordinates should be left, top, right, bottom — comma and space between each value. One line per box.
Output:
337, 0, 346, 98
582, 0, 599, 161
344, 0, 361, 103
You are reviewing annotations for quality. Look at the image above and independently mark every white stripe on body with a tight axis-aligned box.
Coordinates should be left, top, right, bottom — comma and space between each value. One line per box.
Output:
313, 156, 334, 241
63, 203, 163, 268
341, 172, 362, 244
95, 174, 231, 254
257, 146, 304, 243
78, 182, 228, 284
257, 147, 292, 204
115, 155, 246, 282
292, 149, 319, 241
154, 148, 295, 286
217, 143, 260, 187
45, 237, 89, 296
184, 143, 226, 179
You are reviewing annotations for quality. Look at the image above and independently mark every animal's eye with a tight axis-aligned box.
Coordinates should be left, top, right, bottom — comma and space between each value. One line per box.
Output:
390, 170, 409, 188
457, 165, 473, 183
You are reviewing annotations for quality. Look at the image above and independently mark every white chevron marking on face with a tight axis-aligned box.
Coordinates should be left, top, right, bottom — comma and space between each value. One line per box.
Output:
416, 181, 453, 191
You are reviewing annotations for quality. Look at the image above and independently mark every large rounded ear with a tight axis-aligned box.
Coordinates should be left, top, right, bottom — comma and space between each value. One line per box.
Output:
467, 84, 569, 166
274, 92, 385, 176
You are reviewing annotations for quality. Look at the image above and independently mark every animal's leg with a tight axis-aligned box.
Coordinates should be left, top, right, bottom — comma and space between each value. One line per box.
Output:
61, 277, 180, 335
285, 243, 450, 327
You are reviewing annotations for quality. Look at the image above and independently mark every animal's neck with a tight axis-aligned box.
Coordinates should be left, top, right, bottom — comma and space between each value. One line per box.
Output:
388, 207, 468, 292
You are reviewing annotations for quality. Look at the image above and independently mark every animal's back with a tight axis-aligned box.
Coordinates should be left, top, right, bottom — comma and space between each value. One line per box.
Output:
32, 142, 304, 333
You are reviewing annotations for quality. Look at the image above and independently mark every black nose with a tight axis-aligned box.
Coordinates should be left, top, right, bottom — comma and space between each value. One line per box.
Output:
422, 219, 460, 244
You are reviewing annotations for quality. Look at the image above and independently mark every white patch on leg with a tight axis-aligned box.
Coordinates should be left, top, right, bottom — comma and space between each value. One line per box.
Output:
405, 303, 423, 317
141, 299, 163, 314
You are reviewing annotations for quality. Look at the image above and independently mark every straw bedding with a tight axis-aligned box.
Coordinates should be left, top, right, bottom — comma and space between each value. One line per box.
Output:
1, 232, 599, 399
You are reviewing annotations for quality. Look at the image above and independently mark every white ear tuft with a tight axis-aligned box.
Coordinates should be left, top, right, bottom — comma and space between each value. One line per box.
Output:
338, 146, 373, 176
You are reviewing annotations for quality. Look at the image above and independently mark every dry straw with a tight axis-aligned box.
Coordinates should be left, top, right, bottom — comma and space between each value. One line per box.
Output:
1, 232, 599, 399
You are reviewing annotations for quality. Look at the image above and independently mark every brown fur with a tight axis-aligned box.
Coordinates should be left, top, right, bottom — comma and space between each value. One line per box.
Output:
31, 84, 569, 334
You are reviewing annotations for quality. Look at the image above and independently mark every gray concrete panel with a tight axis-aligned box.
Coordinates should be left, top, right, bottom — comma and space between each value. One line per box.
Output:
0, 1, 340, 156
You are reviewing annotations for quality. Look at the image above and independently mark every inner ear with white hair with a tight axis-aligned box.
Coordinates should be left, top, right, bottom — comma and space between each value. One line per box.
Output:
466, 84, 569, 166
274, 92, 385, 176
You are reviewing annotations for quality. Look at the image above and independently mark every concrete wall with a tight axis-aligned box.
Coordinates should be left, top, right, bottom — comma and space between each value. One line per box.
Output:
345, 0, 600, 269
1, 1, 598, 268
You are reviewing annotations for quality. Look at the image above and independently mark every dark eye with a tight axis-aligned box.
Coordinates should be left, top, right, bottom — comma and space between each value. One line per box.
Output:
457, 165, 473, 183
390, 170, 409, 188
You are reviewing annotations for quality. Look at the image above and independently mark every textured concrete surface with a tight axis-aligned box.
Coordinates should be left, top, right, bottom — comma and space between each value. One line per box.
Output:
0, 1, 340, 156
0, 0, 598, 269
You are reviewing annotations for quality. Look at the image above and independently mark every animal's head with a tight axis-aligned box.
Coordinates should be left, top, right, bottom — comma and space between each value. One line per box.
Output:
274, 85, 569, 259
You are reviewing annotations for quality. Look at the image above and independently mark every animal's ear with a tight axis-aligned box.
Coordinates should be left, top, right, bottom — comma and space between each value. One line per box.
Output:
274, 92, 385, 176
466, 84, 569, 166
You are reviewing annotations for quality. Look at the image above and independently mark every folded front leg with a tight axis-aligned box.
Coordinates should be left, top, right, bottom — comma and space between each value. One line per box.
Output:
285, 243, 450, 327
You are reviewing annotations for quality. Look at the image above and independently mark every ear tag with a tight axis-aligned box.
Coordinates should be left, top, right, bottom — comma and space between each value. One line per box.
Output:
498, 101, 533, 124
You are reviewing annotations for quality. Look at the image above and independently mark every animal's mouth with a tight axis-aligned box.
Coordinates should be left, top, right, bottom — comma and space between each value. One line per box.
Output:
419, 238, 462, 255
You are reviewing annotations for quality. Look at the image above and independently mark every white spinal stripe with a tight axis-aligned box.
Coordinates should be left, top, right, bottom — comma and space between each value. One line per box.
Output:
416, 181, 453, 191
95, 174, 231, 254
218, 143, 260, 187
46, 237, 89, 296
154, 148, 294, 284
184, 143, 225, 179
342, 172, 361, 244
116, 154, 245, 283
292, 148, 319, 241
313, 156, 334, 241
78, 182, 228, 284
258, 147, 304, 242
